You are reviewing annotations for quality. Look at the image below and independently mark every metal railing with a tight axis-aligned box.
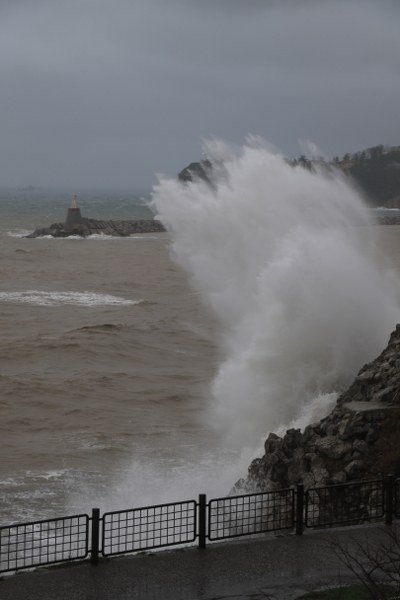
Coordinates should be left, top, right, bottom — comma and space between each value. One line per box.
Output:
305, 479, 384, 528
395, 478, 400, 519
1, 476, 400, 575
0, 514, 89, 573
102, 500, 197, 556
208, 489, 294, 541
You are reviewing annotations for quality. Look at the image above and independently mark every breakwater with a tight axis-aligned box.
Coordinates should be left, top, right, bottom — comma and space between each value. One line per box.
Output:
25, 218, 165, 238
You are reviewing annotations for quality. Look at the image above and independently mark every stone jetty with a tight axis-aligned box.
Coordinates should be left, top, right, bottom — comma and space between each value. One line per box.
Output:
25, 194, 165, 238
25, 217, 165, 238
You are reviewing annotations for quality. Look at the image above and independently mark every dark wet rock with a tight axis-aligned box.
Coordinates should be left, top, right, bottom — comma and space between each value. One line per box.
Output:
314, 436, 352, 460
330, 471, 347, 484
356, 370, 375, 382
373, 386, 394, 402
352, 439, 369, 456
178, 159, 213, 185
344, 460, 364, 479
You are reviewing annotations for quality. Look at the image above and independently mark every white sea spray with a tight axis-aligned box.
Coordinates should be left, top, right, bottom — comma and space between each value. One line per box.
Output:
152, 140, 400, 447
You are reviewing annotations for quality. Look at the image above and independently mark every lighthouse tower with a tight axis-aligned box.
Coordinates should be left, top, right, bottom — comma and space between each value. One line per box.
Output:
65, 194, 83, 230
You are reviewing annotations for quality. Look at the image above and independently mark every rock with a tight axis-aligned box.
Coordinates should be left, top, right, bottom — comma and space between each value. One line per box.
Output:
311, 466, 330, 486
178, 160, 213, 185
366, 429, 378, 444
373, 386, 394, 402
282, 428, 302, 453
330, 471, 347, 484
303, 424, 317, 443
357, 370, 376, 381
338, 417, 356, 441
264, 432, 283, 454
326, 423, 338, 436
314, 436, 352, 460
352, 439, 369, 456
344, 460, 364, 479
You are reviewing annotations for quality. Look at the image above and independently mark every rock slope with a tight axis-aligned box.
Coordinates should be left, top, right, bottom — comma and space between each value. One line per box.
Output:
235, 325, 400, 493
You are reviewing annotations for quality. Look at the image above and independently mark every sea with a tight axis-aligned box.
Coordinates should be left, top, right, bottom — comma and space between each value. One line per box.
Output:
1, 177, 400, 527
0, 188, 239, 525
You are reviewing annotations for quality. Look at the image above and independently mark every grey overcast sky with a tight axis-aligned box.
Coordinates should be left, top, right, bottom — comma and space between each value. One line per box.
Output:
1, 0, 400, 190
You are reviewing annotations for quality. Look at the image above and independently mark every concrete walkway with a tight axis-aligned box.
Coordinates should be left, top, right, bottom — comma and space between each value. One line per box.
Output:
0, 524, 395, 600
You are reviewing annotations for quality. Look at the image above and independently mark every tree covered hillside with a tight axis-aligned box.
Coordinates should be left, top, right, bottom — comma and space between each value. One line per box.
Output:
292, 145, 400, 207
179, 145, 400, 208
336, 145, 400, 207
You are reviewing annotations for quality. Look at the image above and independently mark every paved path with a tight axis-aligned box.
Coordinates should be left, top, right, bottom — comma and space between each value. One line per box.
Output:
0, 524, 395, 600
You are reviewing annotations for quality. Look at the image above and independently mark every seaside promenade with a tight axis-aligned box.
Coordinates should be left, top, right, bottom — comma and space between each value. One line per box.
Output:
0, 523, 394, 600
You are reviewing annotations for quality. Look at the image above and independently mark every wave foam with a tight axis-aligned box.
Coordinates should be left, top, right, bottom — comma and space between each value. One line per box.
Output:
0, 291, 140, 307
7, 230, 32, 238
6, 231, 161, 240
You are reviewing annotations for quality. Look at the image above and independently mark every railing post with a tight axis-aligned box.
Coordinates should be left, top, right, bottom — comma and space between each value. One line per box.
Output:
384, 475, 394, 525
91, 508, 100, 565
296, 484, 304, 535
198, 494, 207, 549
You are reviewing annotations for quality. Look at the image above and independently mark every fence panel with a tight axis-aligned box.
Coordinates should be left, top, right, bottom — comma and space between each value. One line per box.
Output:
208, 489, 295, 541
0, 514, 89, 573
102, 500, 197, 556
305, 479, 384, 528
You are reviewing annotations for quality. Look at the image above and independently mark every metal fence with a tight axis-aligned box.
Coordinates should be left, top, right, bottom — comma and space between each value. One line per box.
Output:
209, 489, 294, 540
0, 514, 89, 573
395, 478, 400, 519
2, 476, 400, 575
305, 479, 384, 528
102, 500, 197, 556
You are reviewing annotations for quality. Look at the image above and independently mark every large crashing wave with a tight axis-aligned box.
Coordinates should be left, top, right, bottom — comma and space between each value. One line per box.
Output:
152, 140, 400, 446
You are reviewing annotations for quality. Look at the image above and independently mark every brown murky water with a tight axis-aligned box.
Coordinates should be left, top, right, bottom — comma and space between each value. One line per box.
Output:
0, 231, 229, 522
1, 210, 400, 524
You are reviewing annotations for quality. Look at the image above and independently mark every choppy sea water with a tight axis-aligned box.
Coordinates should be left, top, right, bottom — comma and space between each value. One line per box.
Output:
0, 189, 245, 524
1, 188, 400, 525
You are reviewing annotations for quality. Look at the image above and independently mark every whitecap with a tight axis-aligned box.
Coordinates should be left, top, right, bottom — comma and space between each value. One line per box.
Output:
0, 291, 141, 307
85, 234, 160, 240
7, 230, 32, 238
374, 207, 400, 212
7, 231, 161, 240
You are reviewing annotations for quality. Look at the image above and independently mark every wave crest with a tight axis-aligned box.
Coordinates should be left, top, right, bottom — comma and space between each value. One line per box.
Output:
0, 291, 141, 307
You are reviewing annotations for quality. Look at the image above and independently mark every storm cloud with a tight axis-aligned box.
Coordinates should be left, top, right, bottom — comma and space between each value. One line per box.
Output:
1, 0, 399, 189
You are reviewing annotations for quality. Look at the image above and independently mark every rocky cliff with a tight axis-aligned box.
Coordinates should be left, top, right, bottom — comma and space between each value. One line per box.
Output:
25, 218, 165, 238
235, 325, 400, 493
178, 159, 213, 184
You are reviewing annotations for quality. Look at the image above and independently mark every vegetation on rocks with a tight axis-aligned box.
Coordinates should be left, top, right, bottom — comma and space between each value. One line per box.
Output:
292, 145, 400, 207
179, 144, 400, 208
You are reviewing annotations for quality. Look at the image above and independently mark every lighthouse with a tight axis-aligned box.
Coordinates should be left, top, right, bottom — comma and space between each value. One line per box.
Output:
65, 194, 83, 230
